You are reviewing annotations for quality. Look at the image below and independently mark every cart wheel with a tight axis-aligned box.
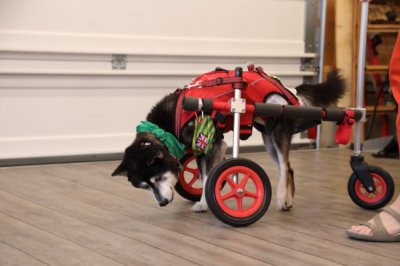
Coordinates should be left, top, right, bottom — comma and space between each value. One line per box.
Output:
348, 166, 394, 210
175, 153, 202, 202
205, 158, 271, 227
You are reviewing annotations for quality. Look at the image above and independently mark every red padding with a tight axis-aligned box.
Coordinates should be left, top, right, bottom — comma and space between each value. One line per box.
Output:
335, 110, 355, 145
308, 126, 317, 139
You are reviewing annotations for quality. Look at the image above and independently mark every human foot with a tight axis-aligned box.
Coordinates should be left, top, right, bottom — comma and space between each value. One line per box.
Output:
346, 207, 400, 242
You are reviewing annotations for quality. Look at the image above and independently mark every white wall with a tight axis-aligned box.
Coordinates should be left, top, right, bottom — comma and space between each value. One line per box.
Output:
0, 0, 313, 159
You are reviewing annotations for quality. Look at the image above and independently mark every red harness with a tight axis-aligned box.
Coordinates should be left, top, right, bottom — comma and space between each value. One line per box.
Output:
175, 66, 300, 139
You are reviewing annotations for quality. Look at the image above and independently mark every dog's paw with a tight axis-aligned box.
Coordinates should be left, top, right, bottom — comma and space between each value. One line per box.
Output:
276, 195, 294, 211
276, 182, 294, 211
191, 201, 208, 212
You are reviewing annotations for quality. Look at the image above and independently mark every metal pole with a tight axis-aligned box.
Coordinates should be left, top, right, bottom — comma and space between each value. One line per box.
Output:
354, 1, 370, 155
316, 0, 327, 149
231, 67, 245, 184
232, 89, 241, 159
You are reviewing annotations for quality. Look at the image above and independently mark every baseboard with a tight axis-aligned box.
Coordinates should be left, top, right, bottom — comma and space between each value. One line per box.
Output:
0, 143, 316, 167
0, 153, 123, 167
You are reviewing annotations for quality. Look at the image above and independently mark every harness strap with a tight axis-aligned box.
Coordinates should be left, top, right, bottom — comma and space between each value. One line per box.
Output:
199, 76, 245, 88
255, 67, 300, 106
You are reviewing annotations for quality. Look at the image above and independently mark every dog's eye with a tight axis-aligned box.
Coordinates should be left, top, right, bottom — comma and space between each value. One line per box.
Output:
151, 176, 163, 183
155, 175, 167, 182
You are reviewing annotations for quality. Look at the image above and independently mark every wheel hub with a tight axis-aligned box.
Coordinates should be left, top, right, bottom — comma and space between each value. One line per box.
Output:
236, 188, 244, 197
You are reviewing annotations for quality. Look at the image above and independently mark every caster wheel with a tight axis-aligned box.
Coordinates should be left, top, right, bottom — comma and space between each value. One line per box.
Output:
348, 166, 394, 210
205, 158, 271, 227
175, 153, 202, 202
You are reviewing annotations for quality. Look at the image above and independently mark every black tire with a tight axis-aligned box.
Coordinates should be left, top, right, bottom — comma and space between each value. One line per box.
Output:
175, 153, 202, 202
205, 158, 272, 227
348, 165, 394, 210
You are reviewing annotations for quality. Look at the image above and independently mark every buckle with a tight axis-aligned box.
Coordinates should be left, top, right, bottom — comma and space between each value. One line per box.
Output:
183, 81, 202, 89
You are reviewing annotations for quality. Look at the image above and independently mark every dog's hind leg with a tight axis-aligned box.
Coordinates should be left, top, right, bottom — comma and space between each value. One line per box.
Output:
192, 140, 227, 212
262, 124, 295, 211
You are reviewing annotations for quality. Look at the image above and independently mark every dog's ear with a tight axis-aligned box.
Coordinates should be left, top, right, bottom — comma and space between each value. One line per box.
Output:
111, 162, 127, 176
146, 151, 164, 166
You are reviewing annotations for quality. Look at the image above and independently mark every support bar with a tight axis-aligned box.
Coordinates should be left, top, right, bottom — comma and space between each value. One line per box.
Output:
182, 96, 363, 123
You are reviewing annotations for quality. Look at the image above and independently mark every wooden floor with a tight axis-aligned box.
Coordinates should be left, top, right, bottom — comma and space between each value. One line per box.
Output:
0, 148, 399, 266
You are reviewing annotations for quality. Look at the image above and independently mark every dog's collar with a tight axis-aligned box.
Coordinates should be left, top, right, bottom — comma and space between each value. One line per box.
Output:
136, 121, 186, 160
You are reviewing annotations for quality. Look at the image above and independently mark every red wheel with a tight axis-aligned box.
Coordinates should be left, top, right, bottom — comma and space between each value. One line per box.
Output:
348, 166, 394, 210
206, 158, 271, 227
175, 153, 202, 202
354, 173, 387, 203
215, 166, 265, 218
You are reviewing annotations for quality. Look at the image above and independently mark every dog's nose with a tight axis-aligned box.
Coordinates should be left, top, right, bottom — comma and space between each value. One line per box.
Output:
159, 198, 169, 207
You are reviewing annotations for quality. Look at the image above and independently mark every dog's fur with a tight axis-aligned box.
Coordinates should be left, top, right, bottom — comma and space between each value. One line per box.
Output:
112, 70, 345, 211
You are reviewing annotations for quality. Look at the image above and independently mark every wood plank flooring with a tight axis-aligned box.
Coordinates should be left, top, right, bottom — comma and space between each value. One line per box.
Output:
0, 148, 399, 266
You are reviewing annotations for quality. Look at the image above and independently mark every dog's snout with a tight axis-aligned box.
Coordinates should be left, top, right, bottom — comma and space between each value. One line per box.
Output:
159, 198, 169, 207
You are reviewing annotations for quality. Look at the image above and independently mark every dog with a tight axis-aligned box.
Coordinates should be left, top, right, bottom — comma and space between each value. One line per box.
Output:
112, 68, 345, 212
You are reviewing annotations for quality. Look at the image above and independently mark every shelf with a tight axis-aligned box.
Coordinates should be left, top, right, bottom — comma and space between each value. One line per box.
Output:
366, 105, 396, 114
365, 64, 389, 74
367, 24, 400, 33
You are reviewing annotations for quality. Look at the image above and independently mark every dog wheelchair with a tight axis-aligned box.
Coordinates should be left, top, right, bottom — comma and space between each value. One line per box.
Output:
174, 64, 395, 227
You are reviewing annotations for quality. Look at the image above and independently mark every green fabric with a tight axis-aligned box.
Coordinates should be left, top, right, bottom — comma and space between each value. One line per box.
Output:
136, 121, 186, 159
192, 115, 216, 155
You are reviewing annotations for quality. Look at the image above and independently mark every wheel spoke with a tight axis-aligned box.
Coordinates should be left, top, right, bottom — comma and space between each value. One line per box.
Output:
186, 168, 198, 174
244, 190, 258, 198
239, 174, 251, 187
187, 176, 199, 186
221, 190, 236, 201
224, 175, 237, 189
236, 197, 243, 211
374, 180, 382, 188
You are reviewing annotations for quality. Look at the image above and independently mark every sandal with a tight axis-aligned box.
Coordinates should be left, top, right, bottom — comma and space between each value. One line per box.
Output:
346, 207, 400, 242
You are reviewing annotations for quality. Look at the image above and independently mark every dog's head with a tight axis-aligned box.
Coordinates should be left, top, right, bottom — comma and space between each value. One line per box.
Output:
112, 132, 180, 206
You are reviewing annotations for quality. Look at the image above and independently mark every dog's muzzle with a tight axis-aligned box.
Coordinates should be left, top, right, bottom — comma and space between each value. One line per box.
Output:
158, 198, 169, 207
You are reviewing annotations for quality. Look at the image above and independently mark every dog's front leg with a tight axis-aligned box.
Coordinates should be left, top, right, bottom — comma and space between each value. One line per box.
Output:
191, 156, 208, 212
191, 140, 227, 213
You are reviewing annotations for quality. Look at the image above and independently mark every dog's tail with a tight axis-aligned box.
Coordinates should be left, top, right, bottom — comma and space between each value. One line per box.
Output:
295, 69, 346, 106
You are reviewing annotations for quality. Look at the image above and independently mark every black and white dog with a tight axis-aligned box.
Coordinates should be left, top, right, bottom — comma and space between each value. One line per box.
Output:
112, 70, 345, 212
